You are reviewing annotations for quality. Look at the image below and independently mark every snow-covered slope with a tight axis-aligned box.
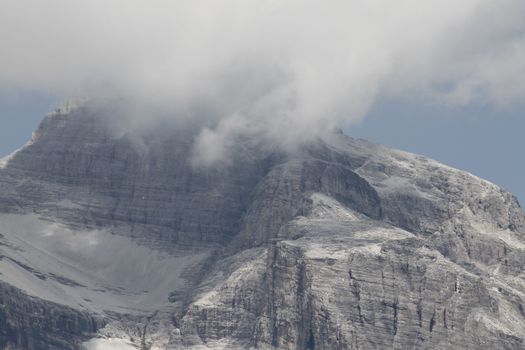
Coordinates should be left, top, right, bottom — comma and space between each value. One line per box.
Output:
0, 103, 524, 349
0, 213, 211, 315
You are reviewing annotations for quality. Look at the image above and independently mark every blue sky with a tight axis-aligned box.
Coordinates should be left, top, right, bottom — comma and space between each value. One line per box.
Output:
348, 99, 525, 205
0, 92, 58, 154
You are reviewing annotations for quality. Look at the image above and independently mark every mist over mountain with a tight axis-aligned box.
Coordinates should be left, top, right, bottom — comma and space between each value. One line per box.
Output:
2, 0, 525, 140
1, 1, 525, 349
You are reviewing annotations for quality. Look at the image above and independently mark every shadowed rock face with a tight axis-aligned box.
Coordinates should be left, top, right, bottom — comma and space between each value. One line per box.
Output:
0, 282, 104, 350
0, 103, 524, 349
0, 105, 382, 249
2, 108, 271, 246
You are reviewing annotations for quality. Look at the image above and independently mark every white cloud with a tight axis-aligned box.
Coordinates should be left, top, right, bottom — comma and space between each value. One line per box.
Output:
1, 0, 524, 163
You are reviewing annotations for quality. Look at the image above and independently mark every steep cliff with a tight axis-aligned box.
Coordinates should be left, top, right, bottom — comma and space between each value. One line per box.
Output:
0, 102, 524, 349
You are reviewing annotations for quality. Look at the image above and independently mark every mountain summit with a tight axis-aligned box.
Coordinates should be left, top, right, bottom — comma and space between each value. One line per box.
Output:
0, 103, 524, 349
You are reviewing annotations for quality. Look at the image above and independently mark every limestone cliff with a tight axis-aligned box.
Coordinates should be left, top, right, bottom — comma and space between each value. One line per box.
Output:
0, 103, 524, 349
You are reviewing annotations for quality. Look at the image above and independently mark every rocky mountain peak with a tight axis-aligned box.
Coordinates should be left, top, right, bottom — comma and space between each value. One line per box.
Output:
0, 104, 524, 349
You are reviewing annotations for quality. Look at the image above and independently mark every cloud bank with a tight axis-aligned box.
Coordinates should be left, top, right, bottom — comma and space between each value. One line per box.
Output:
1, 0, 524, 163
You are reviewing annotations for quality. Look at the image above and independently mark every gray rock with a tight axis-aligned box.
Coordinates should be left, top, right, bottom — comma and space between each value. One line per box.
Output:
0, 103, 524, 349
0, 282, 104, 350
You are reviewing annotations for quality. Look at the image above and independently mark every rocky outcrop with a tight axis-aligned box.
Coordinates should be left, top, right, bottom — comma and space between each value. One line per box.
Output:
173, 192, 525, 349
0, 282, 104, 350
0, 103, 524, 349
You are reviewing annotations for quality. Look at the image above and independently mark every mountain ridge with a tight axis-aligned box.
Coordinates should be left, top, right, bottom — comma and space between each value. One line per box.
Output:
0, 103, 524, 349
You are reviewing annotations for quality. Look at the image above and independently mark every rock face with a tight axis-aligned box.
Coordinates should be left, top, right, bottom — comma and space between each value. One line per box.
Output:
0, 282, 103, 350
0, 102, 525, 349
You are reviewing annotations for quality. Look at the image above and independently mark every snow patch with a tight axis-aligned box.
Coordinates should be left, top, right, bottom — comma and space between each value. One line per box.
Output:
474, 312, 517, 336
0, 213, 212, 314
304, 243, 349, 260
82, 337, 137, 350
0, 156, 8, 169
353, 227, 412, 240
470, 221, 525, 251
193, 249, 267, 307
353, 243, 382, 256
309, 193, 360, 221
194, 290, 220, 307
0, 135, 35, 169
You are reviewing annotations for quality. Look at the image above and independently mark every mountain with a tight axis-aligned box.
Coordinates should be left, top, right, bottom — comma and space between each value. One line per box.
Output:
0, 102, 524, 349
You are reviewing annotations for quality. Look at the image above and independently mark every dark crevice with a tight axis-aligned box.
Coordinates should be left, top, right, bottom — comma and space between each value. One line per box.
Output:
417, 300, 423, 328
349, 269, 364, 324
393, 298, 399, 335
306, 328, 315, 350
429, 310, 436, 333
